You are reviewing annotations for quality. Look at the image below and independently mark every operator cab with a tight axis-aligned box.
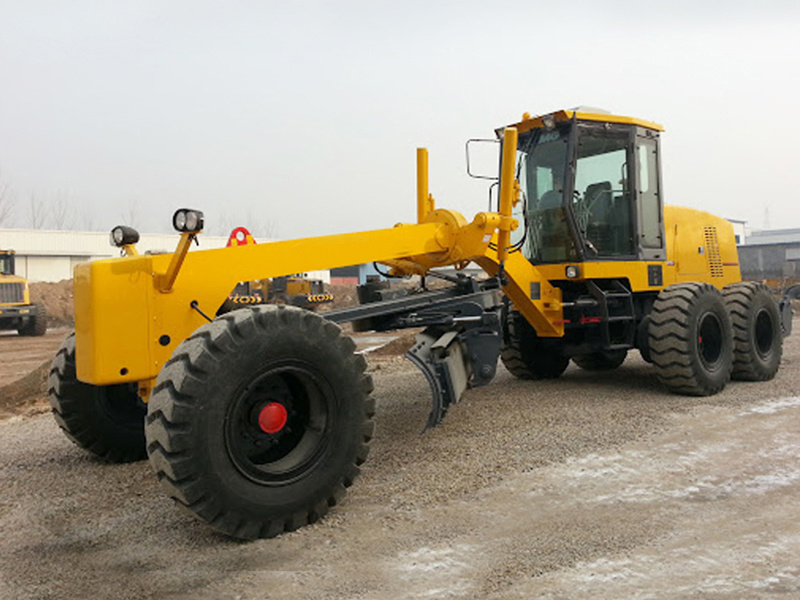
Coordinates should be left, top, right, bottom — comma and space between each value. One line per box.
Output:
505, 107, 665, 265
0, 251, 15, 276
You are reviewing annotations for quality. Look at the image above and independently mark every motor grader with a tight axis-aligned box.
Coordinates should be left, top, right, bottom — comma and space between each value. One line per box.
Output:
49, 107, 790, 540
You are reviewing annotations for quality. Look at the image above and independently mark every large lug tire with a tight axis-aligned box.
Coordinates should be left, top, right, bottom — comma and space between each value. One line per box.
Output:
572, 349, 627, 371
48, 333, 147, 462
18, 303, 47, 336
648, 282, 733, 396
500, 310, 569, 380
723, 281, 783, 381
145, 305, 375, 540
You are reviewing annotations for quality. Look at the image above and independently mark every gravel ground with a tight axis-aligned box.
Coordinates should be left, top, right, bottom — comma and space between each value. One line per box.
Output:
0, 321, 798, 599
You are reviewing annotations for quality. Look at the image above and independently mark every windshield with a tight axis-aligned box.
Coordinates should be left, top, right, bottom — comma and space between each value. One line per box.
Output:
0, 255, 13, 276
515, 126, 578, 263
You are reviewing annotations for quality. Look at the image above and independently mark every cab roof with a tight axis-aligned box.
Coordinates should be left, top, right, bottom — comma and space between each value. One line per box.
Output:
501, 106, 665, 136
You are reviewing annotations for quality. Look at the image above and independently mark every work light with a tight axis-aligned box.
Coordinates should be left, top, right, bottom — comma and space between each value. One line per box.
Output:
109, 225, 140, 247
172, 209, 204, 233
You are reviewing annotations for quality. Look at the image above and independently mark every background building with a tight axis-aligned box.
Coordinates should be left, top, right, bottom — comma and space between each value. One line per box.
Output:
736, 227, 800, 283
0, 229, 329, 283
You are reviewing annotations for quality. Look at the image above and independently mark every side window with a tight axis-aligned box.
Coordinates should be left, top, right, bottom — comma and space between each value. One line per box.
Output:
536, 166, 554, 197
637, 138, 662, 249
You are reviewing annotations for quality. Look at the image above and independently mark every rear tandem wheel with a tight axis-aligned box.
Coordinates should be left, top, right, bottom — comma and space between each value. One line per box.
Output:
722, 281, 782, 381
145, 305, 375, 539
648, 282, 733, 396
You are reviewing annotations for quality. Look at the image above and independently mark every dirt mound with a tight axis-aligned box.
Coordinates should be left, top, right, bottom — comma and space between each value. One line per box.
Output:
0, 360, 50, 419
30, 280, 74, 327
326, 284, 359, 310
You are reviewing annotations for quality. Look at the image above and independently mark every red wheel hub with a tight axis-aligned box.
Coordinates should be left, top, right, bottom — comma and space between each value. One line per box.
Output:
258, 402, 288, 434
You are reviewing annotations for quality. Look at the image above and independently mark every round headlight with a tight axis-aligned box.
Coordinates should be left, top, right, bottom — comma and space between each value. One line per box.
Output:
174, 210, 187, 231
184, 211, 198, 231
109, 225, 140, 248
565, 265, 580, 279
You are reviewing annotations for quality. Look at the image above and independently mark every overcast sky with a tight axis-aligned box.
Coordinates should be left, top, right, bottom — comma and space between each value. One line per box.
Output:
1, 1, 799, 240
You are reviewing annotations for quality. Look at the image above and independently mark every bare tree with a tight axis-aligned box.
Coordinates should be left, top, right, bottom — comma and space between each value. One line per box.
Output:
80, 203, 96, 231
244, 208, 278, 240
122, 198, 140, 229
0, 173, 14, 227
51, 191, 75, 230
217, 211, 235, 237
28, 193, 47, 229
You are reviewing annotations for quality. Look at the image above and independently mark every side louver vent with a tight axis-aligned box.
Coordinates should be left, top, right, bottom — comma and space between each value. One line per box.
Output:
703, 227, 724, 277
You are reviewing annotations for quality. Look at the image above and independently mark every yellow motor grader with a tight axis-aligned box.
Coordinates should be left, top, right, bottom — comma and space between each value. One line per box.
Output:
49, 107, 790, 539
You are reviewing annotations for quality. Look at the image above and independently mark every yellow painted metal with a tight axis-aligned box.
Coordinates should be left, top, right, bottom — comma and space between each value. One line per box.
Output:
0, 249, 32, 307
74, 255, 155, 385
77, 221, 456, 385
416, 148, 434, 223
476, 250, 564, 337
663, 205, 741, 287
156, 232, 195, 292
0, 275, 30, 306
496, 127, 518, 264
511, 109, 664, 135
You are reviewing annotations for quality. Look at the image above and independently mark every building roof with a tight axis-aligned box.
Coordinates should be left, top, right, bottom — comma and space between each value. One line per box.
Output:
746, 228, 800, 246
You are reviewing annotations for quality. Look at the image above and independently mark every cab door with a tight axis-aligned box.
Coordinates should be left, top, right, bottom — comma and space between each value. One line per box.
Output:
634, 129, 666, 261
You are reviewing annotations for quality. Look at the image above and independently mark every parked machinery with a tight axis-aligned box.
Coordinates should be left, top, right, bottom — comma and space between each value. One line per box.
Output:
49, 107, 790, 539
221, 226, 333, 312
0, 249, 46, 336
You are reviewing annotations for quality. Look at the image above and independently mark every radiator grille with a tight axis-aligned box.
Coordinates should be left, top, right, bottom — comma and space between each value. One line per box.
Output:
703, 227, 724, 277
0, 282, 25, 304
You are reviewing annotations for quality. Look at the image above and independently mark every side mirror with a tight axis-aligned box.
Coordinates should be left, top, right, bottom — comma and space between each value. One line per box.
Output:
465, 139, 500, 180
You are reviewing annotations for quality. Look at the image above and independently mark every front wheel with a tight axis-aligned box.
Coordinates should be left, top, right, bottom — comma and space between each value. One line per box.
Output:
648, 282, 733, 396
48, 333, 147, 462
18, 303, 47, 336
145, 305, 375, 539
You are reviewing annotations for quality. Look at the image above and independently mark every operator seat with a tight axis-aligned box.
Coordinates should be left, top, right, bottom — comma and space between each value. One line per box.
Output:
583, 181, 613, 254
538, 190, 570, 262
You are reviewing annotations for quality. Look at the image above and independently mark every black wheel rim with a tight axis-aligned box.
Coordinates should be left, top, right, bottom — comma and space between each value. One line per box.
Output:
754, 308, 773, 358
224, 361, 333, 486
697, 311, 723, 371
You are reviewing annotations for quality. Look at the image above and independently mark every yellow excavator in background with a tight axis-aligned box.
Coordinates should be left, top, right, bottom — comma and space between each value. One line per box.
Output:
49, 107, 791, 540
